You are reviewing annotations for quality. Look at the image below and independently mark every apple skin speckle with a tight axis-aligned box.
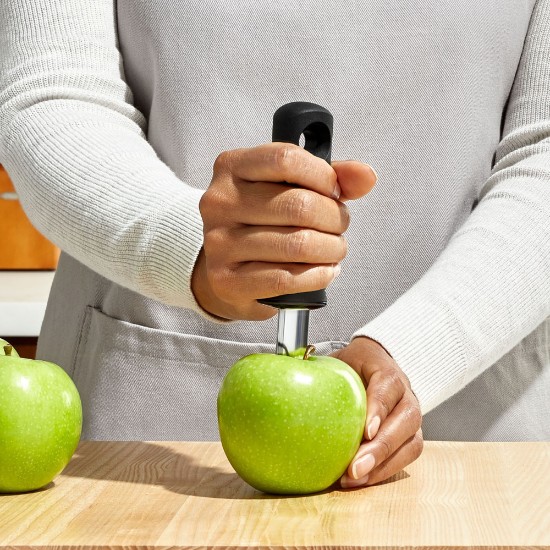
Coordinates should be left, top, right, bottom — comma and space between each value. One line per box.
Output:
217, 353, 367, 495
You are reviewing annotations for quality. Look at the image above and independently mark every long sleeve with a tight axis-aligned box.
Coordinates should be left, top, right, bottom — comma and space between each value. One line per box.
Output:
354, 0, 550, 414
0, 0, 209, 313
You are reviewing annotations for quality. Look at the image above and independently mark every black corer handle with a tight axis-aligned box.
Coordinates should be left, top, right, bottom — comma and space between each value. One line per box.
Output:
258, 102, 333, 310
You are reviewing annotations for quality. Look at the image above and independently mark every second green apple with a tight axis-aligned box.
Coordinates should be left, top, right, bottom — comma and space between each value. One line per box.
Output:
0, 339, 82, 493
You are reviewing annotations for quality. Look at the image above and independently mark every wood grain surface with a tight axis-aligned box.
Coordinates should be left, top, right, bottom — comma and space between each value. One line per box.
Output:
1, 441, 549, 549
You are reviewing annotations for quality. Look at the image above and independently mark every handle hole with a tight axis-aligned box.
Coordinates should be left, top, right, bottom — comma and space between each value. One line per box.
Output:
301, 122, 331, 162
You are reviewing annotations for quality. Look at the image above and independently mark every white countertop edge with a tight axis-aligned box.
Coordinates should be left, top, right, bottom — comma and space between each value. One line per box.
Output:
0, 302, 47, 336
0, 271, 54, 337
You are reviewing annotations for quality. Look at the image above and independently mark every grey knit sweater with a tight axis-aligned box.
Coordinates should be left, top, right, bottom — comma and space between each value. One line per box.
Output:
1, 0, 549, 441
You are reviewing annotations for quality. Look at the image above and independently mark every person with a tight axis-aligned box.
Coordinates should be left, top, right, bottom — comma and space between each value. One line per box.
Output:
1, 0, 548, 490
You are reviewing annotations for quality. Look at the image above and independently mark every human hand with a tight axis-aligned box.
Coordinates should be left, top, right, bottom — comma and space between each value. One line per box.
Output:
331, 336, 423, 488
193, 143, 377, 320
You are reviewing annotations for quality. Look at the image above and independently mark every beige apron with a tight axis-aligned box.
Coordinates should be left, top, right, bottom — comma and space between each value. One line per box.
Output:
38, 1, 548, 441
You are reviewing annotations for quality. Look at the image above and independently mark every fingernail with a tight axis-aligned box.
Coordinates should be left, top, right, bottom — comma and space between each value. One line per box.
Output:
368, 164, 378, 183
333, 264, 342, 278
351, 453, 375, 480
332, 183, 342, 200
341, 473, 369, 489
367, 416, 381, 440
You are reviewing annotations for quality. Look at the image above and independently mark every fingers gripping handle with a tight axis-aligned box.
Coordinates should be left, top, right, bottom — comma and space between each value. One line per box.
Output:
258, 102, 333, 310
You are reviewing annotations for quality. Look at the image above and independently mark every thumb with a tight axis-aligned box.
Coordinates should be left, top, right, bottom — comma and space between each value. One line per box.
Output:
331, 160, 378, 201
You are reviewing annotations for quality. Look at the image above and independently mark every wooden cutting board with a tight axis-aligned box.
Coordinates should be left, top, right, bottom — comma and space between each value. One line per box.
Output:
1, 441, 549, 549
0, 165, 59, 269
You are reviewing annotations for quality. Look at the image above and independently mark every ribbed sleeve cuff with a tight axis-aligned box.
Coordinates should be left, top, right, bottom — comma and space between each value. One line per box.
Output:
141, 186, 203, 306
143, 187, 230, 324
352, 288, 468, 414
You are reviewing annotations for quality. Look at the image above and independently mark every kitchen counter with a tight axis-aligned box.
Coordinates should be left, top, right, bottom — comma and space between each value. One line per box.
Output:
1, 441, 549, 549
0, 270, 54, 336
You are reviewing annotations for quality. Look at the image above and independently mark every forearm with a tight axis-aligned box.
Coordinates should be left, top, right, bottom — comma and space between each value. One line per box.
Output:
354, 0, 550, 413
355, 173, 550, 413
0, 0, 206, 312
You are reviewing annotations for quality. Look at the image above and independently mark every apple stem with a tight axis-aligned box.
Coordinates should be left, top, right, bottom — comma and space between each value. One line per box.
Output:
3, 344, 13, 356
303, 344, 316, 360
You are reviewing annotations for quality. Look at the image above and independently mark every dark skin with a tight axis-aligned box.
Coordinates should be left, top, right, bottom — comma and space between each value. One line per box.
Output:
332, 336, 423, 488
192, 142, 423, 488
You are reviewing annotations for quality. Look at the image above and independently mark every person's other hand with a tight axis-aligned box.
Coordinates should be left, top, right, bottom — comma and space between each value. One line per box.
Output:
331, 336, 423, 488
193, 143, 377, 320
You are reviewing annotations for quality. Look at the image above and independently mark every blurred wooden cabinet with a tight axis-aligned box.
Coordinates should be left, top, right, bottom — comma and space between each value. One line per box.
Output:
0, 165, 59, 269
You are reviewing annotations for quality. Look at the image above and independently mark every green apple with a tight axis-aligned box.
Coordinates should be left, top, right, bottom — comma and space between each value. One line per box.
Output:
217, 346, 366, 495
0, 338, 19, 357
0, 343, 82, 493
